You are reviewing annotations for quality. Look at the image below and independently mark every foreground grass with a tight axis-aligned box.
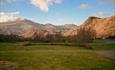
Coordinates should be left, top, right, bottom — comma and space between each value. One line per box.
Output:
90, 40, 115, 50
0, 42, 115, 70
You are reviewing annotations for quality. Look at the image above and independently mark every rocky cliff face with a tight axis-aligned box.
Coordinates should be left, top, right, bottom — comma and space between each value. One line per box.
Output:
64, 16, 115, 39
83, 16, 115, 39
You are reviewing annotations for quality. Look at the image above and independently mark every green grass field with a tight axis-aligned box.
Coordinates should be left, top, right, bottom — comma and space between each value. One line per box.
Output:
0, 42, 115, 70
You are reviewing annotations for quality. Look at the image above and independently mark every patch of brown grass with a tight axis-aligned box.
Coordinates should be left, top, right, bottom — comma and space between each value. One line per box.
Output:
0, 61, 19, 70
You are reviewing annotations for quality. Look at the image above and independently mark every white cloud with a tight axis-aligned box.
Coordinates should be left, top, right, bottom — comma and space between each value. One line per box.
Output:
9, 11, 20, 15
93, 11, 109, 17
80, 3, 90, 10
1, 0, 63, 12
0, 12, 24, 22
31, 0, 63, 12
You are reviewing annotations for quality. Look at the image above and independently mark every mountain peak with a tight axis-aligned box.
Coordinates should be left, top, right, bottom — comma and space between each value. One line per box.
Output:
83, 16, 101, 25
87, 16, 101, 20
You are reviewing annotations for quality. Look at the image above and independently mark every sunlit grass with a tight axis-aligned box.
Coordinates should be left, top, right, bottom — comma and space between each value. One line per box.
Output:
0, 42, 115, 70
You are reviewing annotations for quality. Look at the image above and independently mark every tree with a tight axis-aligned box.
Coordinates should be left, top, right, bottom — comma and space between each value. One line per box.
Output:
54, 32, 64, 42
0, 34, 21, 42
68, 27, 96, 48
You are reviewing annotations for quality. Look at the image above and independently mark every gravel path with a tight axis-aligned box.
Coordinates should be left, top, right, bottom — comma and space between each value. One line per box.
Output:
96, 51, 115, 59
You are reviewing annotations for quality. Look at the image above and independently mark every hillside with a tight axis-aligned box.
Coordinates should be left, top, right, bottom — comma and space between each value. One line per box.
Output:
64, 16, 115, 39
0, 17, 77, 39
0, 15, 115, 40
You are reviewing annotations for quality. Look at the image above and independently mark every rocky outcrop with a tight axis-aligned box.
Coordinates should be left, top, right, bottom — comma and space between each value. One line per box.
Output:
64, 16, 115, 39
83, 16, 115, 39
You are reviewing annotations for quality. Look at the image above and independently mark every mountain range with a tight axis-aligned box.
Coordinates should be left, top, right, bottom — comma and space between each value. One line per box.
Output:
0, 15, 115, 39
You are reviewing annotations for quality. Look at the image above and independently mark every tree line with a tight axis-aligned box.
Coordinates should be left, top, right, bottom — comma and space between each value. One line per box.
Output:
0, 27, 96, 47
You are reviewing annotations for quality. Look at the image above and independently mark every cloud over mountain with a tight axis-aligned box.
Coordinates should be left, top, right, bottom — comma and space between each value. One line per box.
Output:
0, 12, 23, 22
93, 11, 110, 17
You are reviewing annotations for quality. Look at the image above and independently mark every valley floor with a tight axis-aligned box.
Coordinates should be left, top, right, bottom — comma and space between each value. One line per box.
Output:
96, 51, 115, 59
0, 42, 115, 70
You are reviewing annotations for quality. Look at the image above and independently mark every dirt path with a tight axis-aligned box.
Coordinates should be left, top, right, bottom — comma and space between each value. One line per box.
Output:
96, 50, 115, 59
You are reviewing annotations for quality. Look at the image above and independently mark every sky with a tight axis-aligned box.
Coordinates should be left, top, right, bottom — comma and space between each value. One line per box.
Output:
0, 0, 115, 25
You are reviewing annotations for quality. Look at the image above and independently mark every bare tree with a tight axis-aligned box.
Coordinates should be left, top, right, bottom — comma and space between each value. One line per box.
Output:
68, 26, 96, 48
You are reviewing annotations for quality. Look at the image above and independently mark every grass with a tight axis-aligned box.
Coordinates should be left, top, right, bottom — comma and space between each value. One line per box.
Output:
90, 40, 115, 50
90, 43, 115, 50
0, 42, 115, 70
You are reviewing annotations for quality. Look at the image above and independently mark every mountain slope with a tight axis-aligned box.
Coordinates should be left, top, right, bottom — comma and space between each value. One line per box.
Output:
64, 16, 115, 39
83, 16, 115, 39
0, 19, 43, 35
0, 15, 114, 39
0, 18, 77, 38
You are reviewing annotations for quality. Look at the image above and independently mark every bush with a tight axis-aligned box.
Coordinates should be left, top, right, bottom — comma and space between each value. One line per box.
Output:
22, 41, 33, 46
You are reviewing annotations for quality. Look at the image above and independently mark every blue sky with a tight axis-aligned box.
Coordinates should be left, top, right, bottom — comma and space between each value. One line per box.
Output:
0, 0, 115, 25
